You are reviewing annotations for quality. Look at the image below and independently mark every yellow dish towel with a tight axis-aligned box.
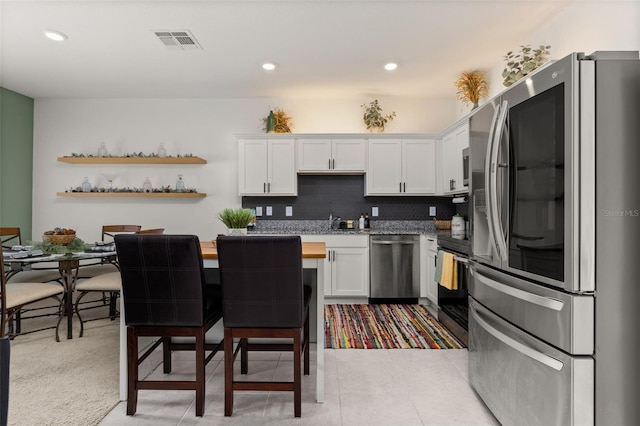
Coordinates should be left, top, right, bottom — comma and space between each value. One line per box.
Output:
440, 252, 458, 290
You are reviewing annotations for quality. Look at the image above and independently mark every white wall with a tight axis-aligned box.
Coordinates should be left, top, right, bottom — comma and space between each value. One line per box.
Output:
32, 97, 455, 242
455, 0, 640, 120
32, 0, 640, 242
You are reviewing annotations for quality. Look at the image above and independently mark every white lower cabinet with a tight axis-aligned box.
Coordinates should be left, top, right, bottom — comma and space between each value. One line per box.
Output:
422, 235, 438, 305
302, 235, 369, 297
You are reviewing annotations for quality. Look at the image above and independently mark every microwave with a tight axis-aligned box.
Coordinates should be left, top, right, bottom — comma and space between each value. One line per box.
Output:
462, 147, 469, 187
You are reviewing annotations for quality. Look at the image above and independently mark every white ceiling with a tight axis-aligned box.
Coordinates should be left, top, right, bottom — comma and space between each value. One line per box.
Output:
0, 0, 574, 100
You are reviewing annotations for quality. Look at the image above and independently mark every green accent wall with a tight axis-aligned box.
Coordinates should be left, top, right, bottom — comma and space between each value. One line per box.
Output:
0, 87, 34, 241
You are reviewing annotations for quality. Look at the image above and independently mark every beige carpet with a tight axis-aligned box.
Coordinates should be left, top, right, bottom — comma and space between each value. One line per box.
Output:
7, 300, 120, 426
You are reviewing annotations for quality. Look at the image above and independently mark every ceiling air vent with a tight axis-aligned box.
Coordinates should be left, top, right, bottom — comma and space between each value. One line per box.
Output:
153, 30, 202, 50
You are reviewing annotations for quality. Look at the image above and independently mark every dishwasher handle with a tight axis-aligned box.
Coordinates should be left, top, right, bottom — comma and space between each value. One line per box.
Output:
371, 240, 419, 245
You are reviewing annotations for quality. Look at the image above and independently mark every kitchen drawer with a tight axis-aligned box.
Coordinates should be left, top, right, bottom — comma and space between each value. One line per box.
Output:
469, 298, 594, 426
301, 234, 368, 248
469, 262, 594, 355
426, 236, 437, 252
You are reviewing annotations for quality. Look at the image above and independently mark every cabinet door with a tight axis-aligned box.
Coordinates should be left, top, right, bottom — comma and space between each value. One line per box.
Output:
426, 250, 438, 305
441, 132, 458, 193
367, 139, 402, 194
403, 139, 436, 194
238, 139, 268, 195
267, 139, 297, 195
332, 139, 366, 172
297, 139, 332, 171
441, 123, 469, 194
331, 247, 369, 296
453, 123, 470, 191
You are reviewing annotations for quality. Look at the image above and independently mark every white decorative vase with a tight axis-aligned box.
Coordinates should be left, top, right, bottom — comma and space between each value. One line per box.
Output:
227, 228, 248, 236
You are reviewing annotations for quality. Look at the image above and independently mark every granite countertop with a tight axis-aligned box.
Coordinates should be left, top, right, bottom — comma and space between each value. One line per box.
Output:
247, 220, 439, 236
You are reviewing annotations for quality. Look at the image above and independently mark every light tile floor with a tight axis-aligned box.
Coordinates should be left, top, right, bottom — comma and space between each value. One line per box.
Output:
100, 347, 499, 425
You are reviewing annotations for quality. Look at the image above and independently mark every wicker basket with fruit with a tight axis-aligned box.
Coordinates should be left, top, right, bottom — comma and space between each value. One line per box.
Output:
43, 228, 76, 245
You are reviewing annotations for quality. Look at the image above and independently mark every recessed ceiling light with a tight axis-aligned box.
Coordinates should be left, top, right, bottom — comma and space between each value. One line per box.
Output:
384, 63, 398, 71
44, 29, 68, 41
262, 62, 277, 71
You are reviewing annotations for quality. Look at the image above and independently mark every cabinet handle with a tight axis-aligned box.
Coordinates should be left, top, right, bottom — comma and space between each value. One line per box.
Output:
328, 159, 331, 169
332, 159, 335, 169
333, 250, 336, 261
268, 182, 271, 193
263, 182, 266, 193
399, 182, 402, 193
403, 182, 406, 192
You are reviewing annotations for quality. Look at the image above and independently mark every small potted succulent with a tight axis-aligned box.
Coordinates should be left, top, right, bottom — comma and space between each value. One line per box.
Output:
361, 100, 396, 133
218, 208, 255, 235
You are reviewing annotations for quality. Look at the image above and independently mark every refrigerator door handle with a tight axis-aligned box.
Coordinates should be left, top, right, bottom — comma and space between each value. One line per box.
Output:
489, 100, 509, 261
484, 102, 501, 260
470, 268, 564, 311
473, 305, 564, 371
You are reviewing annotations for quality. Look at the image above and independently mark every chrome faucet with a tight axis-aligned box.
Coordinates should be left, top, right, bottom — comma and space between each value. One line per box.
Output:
329, 212, 341, 229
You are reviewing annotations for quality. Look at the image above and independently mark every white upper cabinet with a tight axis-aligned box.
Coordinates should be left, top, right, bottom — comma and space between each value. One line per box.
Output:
238, 139, 297, 196
367, 139, 436, 195
440, 122, 469, 194
297, 138, 366, 172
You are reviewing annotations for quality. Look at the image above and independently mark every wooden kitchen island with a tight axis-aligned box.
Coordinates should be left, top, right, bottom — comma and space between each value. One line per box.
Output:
118, 240, 327, 404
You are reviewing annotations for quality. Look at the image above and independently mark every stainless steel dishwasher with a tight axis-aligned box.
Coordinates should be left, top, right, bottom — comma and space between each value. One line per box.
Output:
369, 235, 420, 302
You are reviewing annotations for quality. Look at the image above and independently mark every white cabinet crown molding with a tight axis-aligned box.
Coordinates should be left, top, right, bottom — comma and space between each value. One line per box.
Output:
234, 133, 439, 140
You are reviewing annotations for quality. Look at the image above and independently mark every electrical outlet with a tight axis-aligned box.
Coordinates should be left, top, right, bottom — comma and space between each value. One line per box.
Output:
266, 206, 273, 216
372, 207, 379, 217
429, 206, 436, 217
255, 206, 263, 216
285, 206, 293, 217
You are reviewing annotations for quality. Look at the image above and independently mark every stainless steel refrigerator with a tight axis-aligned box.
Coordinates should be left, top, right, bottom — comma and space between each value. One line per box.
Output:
468, 51, 640, 425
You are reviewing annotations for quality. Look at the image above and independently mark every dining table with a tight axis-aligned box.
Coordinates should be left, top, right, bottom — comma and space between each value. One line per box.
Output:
2, 249, 117, 341
116, 240, 328, 404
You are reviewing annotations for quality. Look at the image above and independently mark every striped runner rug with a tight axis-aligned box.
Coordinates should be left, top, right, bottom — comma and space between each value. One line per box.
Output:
325, 304, 465, 349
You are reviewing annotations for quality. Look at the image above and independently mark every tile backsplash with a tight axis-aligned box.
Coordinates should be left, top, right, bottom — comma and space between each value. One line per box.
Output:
242, 175, 468, 222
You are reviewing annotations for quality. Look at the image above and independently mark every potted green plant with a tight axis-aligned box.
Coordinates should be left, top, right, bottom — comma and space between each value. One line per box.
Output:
502, 45, 551, 87
361, 100, 396, 132
217, 208, 255, 235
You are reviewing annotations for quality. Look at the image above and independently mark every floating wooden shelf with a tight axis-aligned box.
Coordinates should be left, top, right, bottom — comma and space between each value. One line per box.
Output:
57, 192, 206, 198
57, 157, 207, 164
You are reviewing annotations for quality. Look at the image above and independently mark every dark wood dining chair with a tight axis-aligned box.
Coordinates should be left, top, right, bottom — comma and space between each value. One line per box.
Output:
77, 225, 142, 279
73, 228, 165, 335
0, 253, 64, 340
0, 227, 21, 249
1, 227, 65, 336
1, 227, 62, 284
114, 234, 223, 417
136, 228, 165, 234
216, 235, 311, 418
0, 336, 8, 426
